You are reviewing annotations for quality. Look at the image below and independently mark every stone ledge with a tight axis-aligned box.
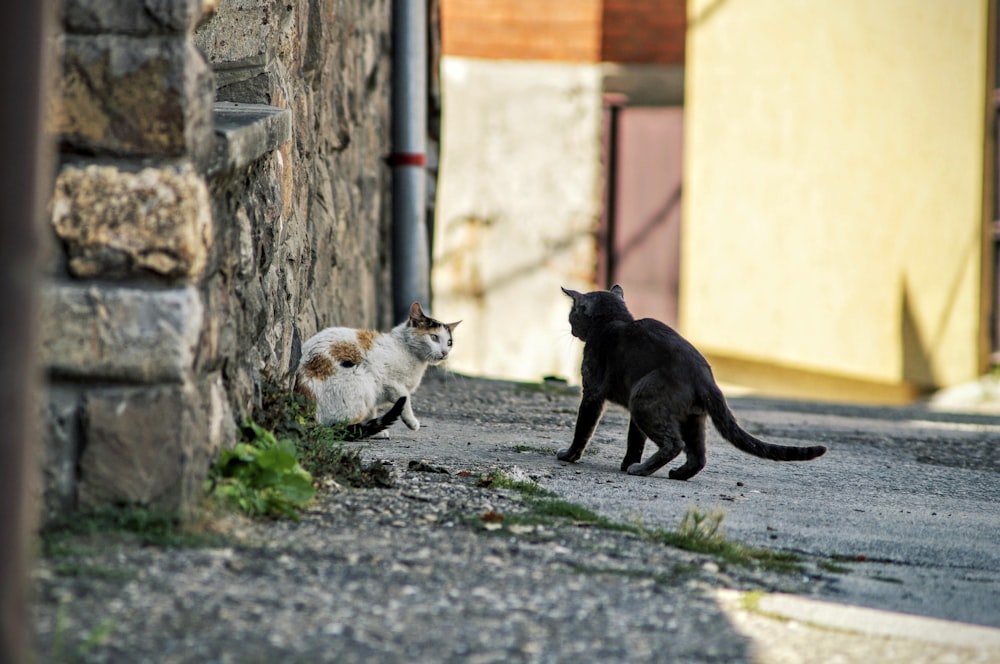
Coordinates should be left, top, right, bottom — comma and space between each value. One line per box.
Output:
209, 102, 292, 177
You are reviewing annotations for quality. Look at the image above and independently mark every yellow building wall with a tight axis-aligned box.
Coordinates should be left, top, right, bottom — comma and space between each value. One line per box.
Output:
682, 0, 989, 400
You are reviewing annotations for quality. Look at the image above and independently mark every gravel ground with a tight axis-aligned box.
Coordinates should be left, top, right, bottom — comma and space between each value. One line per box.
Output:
32, 371, 833, 664
33, 470, 819, 664
31, 369, 1000, 662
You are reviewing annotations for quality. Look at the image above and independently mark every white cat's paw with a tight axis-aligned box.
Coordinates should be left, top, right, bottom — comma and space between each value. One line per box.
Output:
404, 417, 420, 431
371, 430, 390, 439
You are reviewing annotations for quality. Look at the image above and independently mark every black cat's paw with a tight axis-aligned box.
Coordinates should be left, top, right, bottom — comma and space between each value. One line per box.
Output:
556, 448, 580, 463
620, 457, 641, 472
667, 467, 694, 481
626, 463, 647, 476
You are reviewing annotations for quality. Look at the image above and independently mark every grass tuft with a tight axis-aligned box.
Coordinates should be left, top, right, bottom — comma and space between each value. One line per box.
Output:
42, 507, 229, 552
473, 478, 807, 575
485, 471, 558, 498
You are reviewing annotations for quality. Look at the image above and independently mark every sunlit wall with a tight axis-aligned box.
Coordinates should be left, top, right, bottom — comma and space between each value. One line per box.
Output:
682, 0, 990, 401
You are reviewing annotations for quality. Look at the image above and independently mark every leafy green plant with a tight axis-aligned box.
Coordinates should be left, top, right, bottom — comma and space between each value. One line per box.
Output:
254, 382, 393, 487
206, 420, 316, 519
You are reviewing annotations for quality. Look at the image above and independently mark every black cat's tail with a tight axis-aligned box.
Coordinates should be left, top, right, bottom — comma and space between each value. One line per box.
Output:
703, 388, 827, 461
342, 397, 406, 441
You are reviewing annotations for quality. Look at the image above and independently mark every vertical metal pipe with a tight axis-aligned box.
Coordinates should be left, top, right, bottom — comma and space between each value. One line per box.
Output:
391, 0, 430, 323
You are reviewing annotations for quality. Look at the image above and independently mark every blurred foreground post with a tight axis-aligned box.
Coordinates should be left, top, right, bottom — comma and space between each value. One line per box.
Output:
0, 1, 51, 662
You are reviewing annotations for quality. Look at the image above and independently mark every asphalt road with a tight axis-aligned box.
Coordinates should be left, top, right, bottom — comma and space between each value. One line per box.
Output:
543, 396, 1000, 629
391, 371, 1000, 629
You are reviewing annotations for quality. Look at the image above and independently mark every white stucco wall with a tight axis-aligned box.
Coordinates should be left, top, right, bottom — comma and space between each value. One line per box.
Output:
432, 57, 604, 382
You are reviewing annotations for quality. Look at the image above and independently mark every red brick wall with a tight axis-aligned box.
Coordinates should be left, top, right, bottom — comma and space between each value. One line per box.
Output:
601, 0, 685, 65
442, 0, 602, 62
441, 0, 684, 64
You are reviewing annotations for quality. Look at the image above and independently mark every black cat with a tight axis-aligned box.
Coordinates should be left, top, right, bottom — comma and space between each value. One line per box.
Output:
557, 285, 827, 480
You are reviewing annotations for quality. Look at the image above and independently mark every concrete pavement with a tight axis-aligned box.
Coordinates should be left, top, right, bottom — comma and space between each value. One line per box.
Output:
396, 370, 1000, 659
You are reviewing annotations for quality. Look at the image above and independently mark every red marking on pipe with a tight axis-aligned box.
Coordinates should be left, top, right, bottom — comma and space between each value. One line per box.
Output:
385, 152, 426, 167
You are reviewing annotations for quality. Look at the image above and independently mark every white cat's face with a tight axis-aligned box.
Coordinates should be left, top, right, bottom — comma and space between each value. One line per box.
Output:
406, 301, 460, 365
418, 326, 454, 365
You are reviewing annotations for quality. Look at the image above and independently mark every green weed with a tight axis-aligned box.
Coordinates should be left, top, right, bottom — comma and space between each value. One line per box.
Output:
511, 444, 553, 455
256, 382, 393, 487
206, 419, 316, 519
678, 506, 726, 541
870, 574, 904, 584
42, 507, 229, 554
817, 560, 852, 574
528, 499, 640, 534
205, 383, 397, 520
648, 508, 803, 574
484, 470, 558, 498
50, 563, 137, 583
474, 481, 804, 574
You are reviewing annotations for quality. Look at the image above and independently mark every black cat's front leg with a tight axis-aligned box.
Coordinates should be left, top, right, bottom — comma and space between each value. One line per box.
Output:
620, 419, 646, 471
557, 397, 605, 463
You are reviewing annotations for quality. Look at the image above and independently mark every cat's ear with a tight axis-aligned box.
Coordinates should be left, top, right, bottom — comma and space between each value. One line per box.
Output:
446, 320, 462, 331
408, 302, 428, 324
610, 284, 625, 300
561, 287, 581, 300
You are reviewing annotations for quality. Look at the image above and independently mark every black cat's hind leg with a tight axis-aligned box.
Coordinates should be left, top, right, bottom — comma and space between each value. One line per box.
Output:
625, 416, 683, 477
620, 419, 646, 471
668, 415, 707, 481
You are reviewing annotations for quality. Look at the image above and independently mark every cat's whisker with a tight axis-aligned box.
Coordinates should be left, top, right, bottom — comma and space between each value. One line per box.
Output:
556, 328, 577, 352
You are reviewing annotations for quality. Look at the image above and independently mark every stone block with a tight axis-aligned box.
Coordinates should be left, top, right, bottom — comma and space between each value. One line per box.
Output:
192, 1, 276, 66
55, 34, 213, 160
39, 386, 81, 525
62, 0, 218, 36
40, 284, 204, 383
78, 374, 234, 516
50, 163, 212, 280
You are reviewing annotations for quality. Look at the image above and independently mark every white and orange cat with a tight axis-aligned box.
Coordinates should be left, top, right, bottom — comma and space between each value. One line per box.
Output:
294, 302, 460, 438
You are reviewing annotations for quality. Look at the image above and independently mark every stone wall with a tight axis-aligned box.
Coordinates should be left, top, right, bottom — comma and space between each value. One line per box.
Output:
40, 0, 394, 522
